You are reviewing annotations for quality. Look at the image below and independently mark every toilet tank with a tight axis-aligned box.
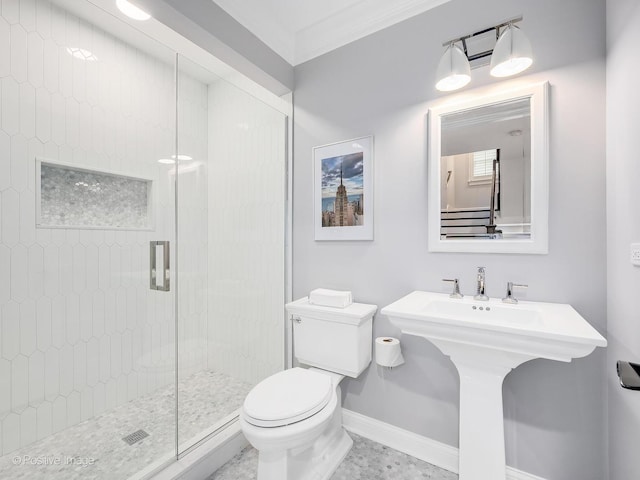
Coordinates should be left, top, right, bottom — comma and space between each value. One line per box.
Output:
285, 297, 378, 378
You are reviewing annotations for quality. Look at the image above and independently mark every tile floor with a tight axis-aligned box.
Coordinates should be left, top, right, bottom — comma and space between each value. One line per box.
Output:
209, 433, 458, 480
0, 370, 251, 480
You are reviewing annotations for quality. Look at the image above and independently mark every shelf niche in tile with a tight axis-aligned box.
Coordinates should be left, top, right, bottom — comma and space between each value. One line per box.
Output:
37, 159, 153, 230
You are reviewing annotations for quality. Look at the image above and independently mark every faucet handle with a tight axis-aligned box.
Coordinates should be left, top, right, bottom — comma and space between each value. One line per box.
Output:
502, 281, 528, 304
442, 278, 463, 299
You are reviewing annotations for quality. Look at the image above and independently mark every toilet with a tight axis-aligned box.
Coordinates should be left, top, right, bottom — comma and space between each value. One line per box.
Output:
239, 296, 377, 480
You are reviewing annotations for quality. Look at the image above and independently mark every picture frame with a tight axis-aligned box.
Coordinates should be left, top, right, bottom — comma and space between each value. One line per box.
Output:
313, 135, 374, 241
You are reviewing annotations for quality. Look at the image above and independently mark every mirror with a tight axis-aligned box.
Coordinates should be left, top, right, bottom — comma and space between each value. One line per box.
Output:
428, 82, 549, 254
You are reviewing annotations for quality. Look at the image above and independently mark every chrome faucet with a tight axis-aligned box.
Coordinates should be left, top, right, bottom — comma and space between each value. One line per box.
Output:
442, 278, 463, 299
474, 267, 489, 301
502, 281, 528, 304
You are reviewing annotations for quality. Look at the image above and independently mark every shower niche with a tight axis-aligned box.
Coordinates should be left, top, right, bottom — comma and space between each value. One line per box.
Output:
36, 158, 154, 230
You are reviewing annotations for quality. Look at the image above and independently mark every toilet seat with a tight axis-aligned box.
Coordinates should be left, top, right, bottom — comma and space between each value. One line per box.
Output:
243, 368, 333, 428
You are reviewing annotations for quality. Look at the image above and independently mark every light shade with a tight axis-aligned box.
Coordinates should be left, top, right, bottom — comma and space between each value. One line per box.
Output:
435, 44, 471, 92
116, 0, 151, 21
490, 24, 533, 77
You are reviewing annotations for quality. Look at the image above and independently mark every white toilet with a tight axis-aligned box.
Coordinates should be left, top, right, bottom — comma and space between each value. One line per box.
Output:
239, 296, 377, 480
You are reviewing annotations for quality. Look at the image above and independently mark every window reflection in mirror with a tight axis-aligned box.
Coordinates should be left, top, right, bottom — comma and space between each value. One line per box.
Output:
440, 97, 531, 240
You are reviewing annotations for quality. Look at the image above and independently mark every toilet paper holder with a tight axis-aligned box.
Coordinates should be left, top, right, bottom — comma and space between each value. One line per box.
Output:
375, 337, 404, 368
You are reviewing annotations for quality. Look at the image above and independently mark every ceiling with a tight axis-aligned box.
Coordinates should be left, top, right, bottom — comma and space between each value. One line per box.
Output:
213, 0, 452, 66
53, 0, 235, 84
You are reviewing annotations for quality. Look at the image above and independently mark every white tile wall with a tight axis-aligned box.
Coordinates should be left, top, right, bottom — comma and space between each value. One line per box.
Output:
206, 80, 286, 386
0, 0, 287, 461
176, 68, 209, 384
0, 0, 205, 457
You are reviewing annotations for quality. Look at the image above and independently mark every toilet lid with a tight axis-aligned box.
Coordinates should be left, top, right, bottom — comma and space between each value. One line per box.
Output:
243, 368, 333, 428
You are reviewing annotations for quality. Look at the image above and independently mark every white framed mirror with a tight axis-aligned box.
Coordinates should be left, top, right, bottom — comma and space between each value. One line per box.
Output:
428, 81, 549, 254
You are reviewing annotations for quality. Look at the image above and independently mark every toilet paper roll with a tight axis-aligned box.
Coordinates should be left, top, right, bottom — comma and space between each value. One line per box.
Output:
375, 337, 405, 368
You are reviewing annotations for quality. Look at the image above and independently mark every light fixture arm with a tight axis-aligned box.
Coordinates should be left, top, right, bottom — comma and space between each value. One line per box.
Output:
441, 16, 523, 46
434, 15, 531, 92
441, 16, 524, 63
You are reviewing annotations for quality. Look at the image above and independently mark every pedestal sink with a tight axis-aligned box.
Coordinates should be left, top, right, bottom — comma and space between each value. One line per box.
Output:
381, 291, 607, 480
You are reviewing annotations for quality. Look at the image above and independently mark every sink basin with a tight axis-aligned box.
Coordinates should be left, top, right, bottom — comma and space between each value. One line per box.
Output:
421, 298, 542, 325
382, 291, 606, 362
381, 291, 606, 480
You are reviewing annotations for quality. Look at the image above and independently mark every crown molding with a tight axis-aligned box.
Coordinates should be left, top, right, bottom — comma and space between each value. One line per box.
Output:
294, 0, 451, 65
213, 0, 451, 66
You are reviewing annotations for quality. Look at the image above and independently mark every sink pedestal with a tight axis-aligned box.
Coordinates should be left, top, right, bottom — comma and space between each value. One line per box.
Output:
444, 342, 533, 480
381, 291, 607, 480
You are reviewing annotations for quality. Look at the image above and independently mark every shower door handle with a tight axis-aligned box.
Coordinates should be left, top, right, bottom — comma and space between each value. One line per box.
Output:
150, 241, 170, 291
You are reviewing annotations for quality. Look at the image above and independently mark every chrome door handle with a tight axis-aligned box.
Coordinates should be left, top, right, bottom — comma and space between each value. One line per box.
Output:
150, 241, 170, 291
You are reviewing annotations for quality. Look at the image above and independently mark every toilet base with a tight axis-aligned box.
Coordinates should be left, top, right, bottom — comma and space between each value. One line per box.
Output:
314, 427, 353, 480
256, 404, 353, 480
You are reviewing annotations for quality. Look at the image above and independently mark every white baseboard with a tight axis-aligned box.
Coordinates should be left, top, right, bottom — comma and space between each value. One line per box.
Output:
342, 409, 546, 480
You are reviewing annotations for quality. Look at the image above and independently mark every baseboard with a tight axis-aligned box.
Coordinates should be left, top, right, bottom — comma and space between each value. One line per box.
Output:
342, 409, 546, 480
341, 409, 458, 474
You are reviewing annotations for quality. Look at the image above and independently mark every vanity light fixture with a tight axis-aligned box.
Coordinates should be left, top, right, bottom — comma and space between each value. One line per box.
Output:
490, 23, 533, 77
435, 43, 471, 92
435, 16, 533, 92
116, 0, 151, 21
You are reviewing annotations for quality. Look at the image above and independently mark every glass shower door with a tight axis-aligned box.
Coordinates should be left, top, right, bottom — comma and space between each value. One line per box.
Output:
175, 55, 288, 452
0, 0, 290, 477
0, 1, 179, 478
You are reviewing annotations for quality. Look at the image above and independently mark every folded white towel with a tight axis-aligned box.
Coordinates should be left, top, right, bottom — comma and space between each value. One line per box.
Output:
308, 288, 353, 308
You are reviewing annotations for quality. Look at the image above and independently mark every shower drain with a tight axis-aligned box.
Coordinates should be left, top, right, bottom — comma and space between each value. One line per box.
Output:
122, 429, 149, 445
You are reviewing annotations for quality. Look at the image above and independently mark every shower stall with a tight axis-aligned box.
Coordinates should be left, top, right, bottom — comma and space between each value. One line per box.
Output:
0, 0, 290, 478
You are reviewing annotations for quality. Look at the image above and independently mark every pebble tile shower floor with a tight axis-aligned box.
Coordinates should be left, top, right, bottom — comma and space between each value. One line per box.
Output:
209, 433, 458, 480
0, 370, 251, 479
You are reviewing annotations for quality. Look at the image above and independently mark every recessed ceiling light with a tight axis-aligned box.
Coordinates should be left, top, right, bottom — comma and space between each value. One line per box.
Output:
66, 47, 98, 61
116, 0, 151, 21
158, 158, 175, 165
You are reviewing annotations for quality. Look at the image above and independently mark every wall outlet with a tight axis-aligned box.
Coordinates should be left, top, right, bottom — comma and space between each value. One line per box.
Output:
631, 243, 640, 266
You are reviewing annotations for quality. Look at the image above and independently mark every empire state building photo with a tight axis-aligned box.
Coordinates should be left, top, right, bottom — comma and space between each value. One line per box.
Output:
320, 152, 364, 228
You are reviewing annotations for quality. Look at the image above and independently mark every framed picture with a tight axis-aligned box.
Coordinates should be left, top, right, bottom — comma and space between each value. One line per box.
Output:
313, 135, 374, 241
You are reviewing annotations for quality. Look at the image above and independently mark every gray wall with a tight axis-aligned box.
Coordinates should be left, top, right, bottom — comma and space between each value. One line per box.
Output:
293, 0, 607, 478
606, 1, 640, 479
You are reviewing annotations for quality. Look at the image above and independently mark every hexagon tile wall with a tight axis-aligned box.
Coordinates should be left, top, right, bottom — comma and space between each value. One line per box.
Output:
0, 0, 208, 456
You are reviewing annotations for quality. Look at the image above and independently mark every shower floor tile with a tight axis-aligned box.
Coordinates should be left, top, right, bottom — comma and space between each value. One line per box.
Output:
209, 432, 459, 480
0, 370, 251, 480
